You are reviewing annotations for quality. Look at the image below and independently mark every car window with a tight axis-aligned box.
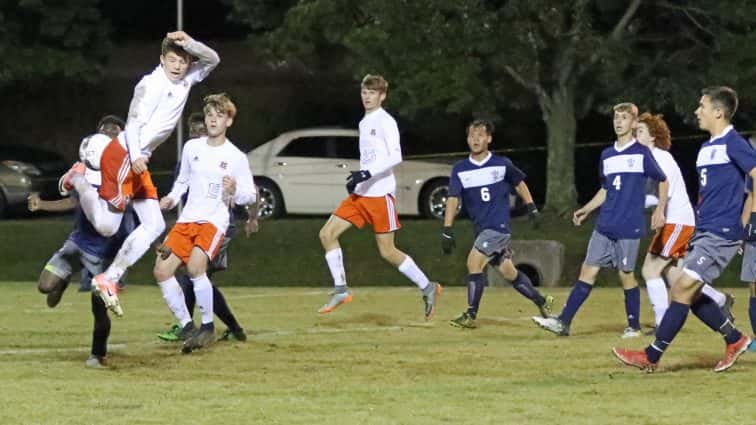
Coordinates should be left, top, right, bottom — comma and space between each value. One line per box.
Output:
278, 136, 359, 159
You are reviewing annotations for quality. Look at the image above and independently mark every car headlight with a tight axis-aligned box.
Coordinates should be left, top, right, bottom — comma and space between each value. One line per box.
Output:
1, 160, 42, 176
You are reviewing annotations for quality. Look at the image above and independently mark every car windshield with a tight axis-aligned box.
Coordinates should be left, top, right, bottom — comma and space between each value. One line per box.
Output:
278, 136, 360, 159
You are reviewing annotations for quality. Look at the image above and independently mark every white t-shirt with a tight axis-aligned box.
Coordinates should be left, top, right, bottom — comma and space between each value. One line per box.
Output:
354, 108, 402, 197
652, 147, 695, 226
167, 137, 256, 233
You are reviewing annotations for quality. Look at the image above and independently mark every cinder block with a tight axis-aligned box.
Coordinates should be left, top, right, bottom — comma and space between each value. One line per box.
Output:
486, 240, 564, 287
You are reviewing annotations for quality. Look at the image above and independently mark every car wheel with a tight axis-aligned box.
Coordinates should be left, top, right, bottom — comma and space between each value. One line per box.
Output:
256, 178, 285, 219
419, 178, 450, 220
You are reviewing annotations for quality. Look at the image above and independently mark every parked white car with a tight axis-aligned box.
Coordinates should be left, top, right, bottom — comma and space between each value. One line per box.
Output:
247, 128, 453, 219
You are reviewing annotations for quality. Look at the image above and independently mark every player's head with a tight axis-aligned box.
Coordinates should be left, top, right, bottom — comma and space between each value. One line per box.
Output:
160, 37, 193, 82
96, 115, 125, 139
696, 86, 738, 132
466, 119, 494, 156
637, 112, 671, 151
361, 74, 388, 113
187, 112, 207, 138
612, 102, 638, 139
203, 93, 236, 137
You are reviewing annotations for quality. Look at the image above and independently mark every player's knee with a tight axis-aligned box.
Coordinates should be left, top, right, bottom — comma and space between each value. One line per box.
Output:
641, 262, 656, 280
153, 263, 172, 282
186, 264, 206, 278
318, 225, 335, 245
38, 270, 66, 294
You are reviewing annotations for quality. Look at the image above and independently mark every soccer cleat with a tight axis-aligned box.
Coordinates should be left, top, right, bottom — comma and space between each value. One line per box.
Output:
621, 327, 642, 339
748, 339, 756, 353
318, 290, 353, 314
721, 293, 735, 324
643, 326, 657, 337
713, 334, 751, 372
181, 325, 215, 354
537, 294, 555, 318
532, 315, 570, 336
157, 324, 182, 342
46, 280, 70, 308
84, 355, 109, 369
60, 162, 86, 193
449, 312, 477, 329
612, 347, 657, 372
219, 328, 247, 342
92, 274, 123, 317
422, 282, 443, 320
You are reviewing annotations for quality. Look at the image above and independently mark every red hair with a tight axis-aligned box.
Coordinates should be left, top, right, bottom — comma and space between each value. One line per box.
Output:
638, 112, 671, 150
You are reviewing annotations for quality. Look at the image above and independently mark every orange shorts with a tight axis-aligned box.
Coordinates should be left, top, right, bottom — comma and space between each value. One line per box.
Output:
648, 223, 695, 259
98, 138, 158, 211
334, 194, 401, 233
164, 222, 225, 264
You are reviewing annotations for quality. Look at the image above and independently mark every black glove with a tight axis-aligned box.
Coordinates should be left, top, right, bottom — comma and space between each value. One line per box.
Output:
525, 202, 540, 228
441, 226, 456, 254
746, 212, 756, 242
346, 170, 372, 194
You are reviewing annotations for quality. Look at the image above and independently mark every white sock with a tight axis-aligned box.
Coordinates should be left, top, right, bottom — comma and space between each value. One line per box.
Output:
104, 226, 156, 281
325, 248, 347, 287
158, 277, 192, 327
702, 284, 726, 307
191, 274, 214, 325
398, 256, 429, 290
73, 180, 122, 237
645, 277, 668, 326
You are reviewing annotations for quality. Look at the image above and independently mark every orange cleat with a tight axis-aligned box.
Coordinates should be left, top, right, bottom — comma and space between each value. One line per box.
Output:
612, 347, 657, 372
714, 334, 751, 372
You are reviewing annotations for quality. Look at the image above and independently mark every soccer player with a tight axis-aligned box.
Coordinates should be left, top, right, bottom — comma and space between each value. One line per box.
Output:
635, 112, 732, 329
614, 86, 755, 372
61, 31, 220, 316
317, 74, 442, 318
153, 93, 256, 353
532, 103, 668, 338
441, 119, 554, 328
157, 112, 256, 343
741, 179, 756, 351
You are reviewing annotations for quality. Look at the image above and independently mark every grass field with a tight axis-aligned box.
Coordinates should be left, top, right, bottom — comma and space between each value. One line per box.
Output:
1, 282, 754, 424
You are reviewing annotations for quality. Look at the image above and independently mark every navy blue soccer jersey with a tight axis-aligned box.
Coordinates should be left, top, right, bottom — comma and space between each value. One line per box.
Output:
69, 197, 138, 259
596, 140, 666, 239
695, 126, 756, 240
448, 153, 526, 234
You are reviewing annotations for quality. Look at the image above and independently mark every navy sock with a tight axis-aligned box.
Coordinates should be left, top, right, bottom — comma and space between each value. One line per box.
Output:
177, 274, 196, 315
750, 296, 756, 336
646, 302, 689, 363
623, 287, 641, 330
466, 273, 486, 319
212, 285, 242, 332
558, 280, 592, 325
691, 294, 741, 344
512, 271, 545, 306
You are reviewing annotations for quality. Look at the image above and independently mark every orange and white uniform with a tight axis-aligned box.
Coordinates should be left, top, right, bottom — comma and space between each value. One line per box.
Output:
647, 147, 696, 258
335, 107, 402, 233
163, 137, 256, 263
99, 39, 220, 210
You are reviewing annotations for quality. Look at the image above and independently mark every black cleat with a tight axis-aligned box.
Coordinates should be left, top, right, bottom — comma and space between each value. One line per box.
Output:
181, 324, 215, 354
218, 327, 247, 342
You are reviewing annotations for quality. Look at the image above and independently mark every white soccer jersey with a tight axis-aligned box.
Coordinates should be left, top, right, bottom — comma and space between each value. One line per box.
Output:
120, 39, 220, 162
652, 147, 695, 226
354, 107, 402, 197
167, 137, 256, 233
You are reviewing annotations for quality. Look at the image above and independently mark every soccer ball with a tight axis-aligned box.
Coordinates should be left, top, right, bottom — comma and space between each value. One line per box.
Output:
78, 133, 111, 171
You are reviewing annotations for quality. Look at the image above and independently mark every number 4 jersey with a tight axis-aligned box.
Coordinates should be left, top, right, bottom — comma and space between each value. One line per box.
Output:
597, 140, 666, 240
448, 152, 525, 235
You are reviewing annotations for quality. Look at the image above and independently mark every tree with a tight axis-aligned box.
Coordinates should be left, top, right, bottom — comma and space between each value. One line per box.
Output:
232, 0, 756, 214
0, 0, 111, 89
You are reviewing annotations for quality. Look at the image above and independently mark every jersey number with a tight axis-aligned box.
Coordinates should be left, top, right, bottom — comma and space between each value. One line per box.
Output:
700, 168, 707, 187
480, 187, 490, 202
612, 175, 621, 191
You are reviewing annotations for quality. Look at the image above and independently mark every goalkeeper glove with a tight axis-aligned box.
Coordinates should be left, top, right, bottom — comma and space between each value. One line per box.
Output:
745, 212, 756, 242
525, 202, 540, 228
441, 226, 455, 254
346, 170, 372, 194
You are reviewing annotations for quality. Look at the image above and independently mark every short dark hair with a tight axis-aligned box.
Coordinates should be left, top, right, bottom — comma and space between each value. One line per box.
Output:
187, 112, 204, 126
467, 119, 494, 136
161, 37, 194, 62
702, 86, 738, 121
97, 115, 125, 132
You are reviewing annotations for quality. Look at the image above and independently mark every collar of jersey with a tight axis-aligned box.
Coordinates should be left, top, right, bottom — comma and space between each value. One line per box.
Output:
613, 138, 637, 152
706, 125, 734, 144
468, 152, 492, 166
364, 107, 385, 117
157, 65, 188, 92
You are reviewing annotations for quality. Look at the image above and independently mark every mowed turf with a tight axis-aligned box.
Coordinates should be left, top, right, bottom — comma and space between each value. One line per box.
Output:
0, 282, 754, 425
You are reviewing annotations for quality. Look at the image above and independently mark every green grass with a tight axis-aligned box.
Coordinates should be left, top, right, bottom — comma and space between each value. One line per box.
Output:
0, 283, 754, 424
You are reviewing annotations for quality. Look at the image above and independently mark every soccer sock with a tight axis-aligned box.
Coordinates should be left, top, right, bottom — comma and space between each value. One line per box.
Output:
324, 248, 347, 287
105, 226, 159, 282
701, 284, 726, 307
398, 256, 430, 290
177, 273, 196, 315
511, 271, 545, 306
690, 294, 741, 344
750, 296, 756, 335
72, 180, 122, 237
645, 277, 669, 327
158, 277, 192, 327
624, 286, 641, 330
191, 274, 214, 325
213, 285, 242, 332
90, 293, 110, 358
558, 280, 593, 325
466, 273, 486, 318
646, 301, 689, 363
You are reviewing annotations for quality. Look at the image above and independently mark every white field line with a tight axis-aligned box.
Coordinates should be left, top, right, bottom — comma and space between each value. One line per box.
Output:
0, 343, 128, 356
